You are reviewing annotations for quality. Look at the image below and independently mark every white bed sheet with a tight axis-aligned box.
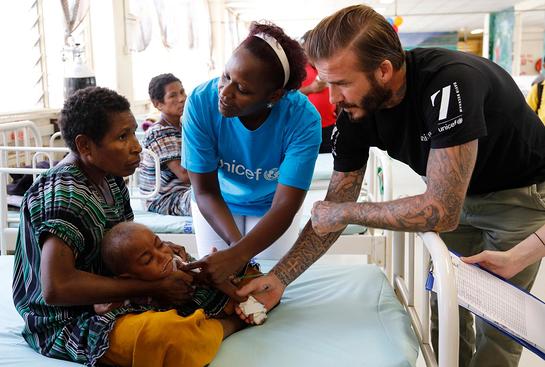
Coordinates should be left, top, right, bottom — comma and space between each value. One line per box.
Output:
0, 256, 80, 366
1, 256, 418, 367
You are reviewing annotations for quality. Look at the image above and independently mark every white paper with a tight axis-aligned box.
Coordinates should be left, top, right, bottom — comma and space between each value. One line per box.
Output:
432, 253, 545, 355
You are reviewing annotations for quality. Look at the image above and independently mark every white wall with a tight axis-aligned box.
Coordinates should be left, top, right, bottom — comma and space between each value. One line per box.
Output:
520, 26, 544, 76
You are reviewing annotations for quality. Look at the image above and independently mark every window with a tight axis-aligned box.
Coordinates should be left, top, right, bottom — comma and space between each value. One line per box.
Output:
42, 1, 87, 110
0, 0, 85, 113
0, 0, 46, 113
128, 0, 215, 100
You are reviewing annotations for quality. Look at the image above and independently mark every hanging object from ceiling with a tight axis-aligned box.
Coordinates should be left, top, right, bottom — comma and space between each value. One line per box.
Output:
386, 15, 403, 33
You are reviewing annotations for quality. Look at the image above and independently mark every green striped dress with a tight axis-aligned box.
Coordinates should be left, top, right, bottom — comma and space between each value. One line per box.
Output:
12, 164, 153, 366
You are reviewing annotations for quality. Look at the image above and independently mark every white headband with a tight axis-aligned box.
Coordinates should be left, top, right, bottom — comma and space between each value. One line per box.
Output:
254, 33, 290, 88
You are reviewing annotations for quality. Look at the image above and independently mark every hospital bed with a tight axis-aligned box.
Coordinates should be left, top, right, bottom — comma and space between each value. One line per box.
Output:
0, 120, 460, 366
0, 234, 458, 367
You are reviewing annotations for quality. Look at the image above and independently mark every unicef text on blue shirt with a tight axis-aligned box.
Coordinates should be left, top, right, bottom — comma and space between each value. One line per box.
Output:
219, 159, 280, 181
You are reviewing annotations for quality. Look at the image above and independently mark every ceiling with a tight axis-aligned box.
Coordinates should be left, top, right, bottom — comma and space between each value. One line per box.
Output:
224, 0, 545, 37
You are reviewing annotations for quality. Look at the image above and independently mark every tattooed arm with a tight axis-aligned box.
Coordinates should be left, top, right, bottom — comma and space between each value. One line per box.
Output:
235, 167, 364, 315
272, 166, 365, 286
235, 141, 476, 318
312, 140, 478, 235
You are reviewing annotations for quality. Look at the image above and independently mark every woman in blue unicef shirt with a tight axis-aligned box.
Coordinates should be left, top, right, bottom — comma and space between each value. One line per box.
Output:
182, 22, 321, 284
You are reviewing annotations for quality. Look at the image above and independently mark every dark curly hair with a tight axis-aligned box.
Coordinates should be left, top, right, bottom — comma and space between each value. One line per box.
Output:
241, 21, 307, 91
148, 73, 181, 102
59, 86, 131, 153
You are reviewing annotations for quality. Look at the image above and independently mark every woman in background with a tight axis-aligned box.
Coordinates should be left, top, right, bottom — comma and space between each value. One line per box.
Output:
12, 87, 241, 367
140, 73, 192, 216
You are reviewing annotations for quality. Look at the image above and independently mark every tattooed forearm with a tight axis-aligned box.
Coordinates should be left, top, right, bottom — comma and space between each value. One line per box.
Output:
271, 167, 365, 287
271, 141, 477, 286
345, 140, 478, 232
272, 222, 341, 287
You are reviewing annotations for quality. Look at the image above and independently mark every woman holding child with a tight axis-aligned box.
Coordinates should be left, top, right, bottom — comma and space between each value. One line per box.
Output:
12, 87, 242, 367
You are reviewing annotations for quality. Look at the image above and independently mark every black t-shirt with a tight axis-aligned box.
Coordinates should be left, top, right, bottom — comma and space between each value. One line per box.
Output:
332, 47, 545, 195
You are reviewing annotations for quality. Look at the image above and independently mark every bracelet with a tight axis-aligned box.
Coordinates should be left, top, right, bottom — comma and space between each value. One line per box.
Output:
533, 232, 545, 247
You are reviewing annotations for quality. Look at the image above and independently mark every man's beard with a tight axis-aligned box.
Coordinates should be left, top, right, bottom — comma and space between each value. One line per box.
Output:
341, 75, 392, 123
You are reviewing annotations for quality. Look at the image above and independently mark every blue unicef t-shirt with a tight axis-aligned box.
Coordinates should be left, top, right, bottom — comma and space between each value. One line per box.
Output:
182, 78, 321, 216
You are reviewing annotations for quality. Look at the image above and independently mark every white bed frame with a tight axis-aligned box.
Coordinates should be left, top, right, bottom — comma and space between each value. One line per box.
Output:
365, 148, 459, 367
0, 120, 460, 366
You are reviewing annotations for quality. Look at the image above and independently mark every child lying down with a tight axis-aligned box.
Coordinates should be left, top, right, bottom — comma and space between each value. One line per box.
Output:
95, 221, 267, 324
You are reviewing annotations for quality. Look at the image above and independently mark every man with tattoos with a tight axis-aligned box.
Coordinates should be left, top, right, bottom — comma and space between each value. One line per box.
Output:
237, 5, 545, 367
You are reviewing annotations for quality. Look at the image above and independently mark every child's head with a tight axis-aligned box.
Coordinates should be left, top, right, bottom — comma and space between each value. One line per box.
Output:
102, 222, 175, 281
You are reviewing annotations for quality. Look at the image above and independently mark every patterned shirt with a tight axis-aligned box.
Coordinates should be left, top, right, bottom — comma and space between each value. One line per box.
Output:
12, 164, 151, 366
139, 122, 191, 215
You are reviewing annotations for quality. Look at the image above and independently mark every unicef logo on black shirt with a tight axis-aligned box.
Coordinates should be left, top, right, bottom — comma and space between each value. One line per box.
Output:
219, 159, 279, 182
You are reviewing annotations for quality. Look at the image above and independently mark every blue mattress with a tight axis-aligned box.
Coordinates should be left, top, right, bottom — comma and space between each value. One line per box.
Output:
6, 211, 19, 228
133, 209, 194, 234
0, 256, 418, 366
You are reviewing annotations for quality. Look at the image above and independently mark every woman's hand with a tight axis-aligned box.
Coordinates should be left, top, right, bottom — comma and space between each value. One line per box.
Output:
182, 247, 247, 285
153, 271, 195, 305
234, 273, 284, 324
462, 250, 522, 279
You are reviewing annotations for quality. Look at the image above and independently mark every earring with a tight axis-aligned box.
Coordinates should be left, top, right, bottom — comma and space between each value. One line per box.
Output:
267, 102, 273, 108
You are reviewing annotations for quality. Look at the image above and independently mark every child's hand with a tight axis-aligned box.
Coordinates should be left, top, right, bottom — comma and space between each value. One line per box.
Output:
237, 296, 267, 325
235, 273, 284, 324
165, 241, 190, 262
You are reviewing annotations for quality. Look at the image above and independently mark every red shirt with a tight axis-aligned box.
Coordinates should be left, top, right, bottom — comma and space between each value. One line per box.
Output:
301, 64, 336, 128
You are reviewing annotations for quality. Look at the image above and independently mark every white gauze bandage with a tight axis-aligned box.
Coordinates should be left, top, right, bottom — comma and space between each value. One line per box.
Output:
239, 295, 268, 325
254, 33, 290, 88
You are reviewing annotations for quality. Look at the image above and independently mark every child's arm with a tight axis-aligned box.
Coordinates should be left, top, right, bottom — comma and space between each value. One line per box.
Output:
215, 280, 245, 302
